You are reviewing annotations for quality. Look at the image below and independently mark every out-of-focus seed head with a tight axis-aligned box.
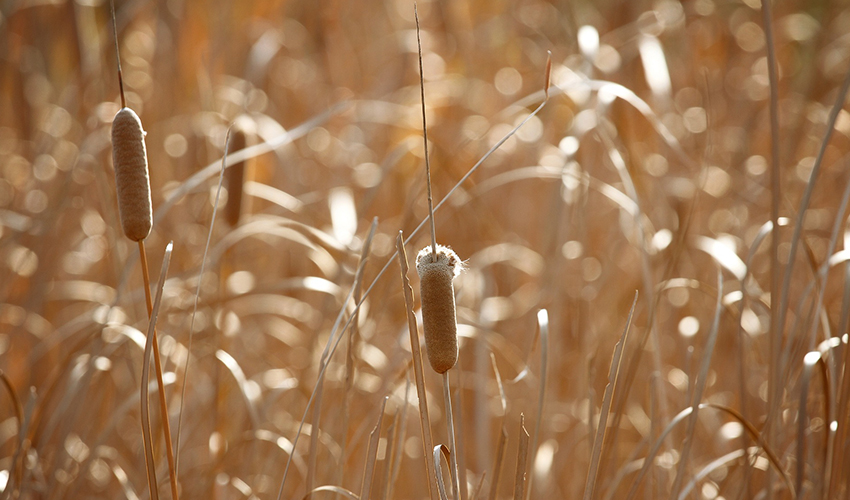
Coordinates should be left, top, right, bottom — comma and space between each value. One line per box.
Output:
224, 126, 248, 227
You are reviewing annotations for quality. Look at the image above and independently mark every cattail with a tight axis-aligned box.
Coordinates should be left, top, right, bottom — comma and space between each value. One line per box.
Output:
416, 244, 462, 374
224, 126, 247, 227
112, 107, 152, 242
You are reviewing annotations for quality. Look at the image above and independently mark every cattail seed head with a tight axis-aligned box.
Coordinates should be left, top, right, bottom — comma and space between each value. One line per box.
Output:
416, 244, 462, 374
224, 126, 247, 227
111, 107, 152, 242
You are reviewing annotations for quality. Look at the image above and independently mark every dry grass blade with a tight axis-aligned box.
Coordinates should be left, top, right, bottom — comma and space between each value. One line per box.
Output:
175, 127, 233, 477
796, 351, 822, 497
487, 353, 508, 500
760, 5, 783, 491
736, 220, 789, 394
703, 404, 795, 497
434, 444, 453, 500
138, 242, 179, 500
277, 220, 379, 500
342, 217, 379, 485
381, 379, 412, 500
677, 448, 748, 500
623, 403, 793, 500
773, 59, 850, 435
380, 403, 403, 500
518, 78, 695, 170
140, 241, 174, 500
835, 323, 850, 497
596, 131, 662, 412
214, 350, 261, 427
0, 371, 23, 499
803, 172, 850, 494
487, 426, 508, 500
397, 231, 437, 500
301, 485, 360, 500
670, 269, 723, 500
305, 315, 336, 489
442, 372, 461, 500
2, 387, 35, 499
733, 217, 788, 495
471, 473, 486, 500
525, 309, 549, 500
310, 217, 378, 492
490, 353, 507, 416
111, 461, 139, 500
582, 292, 638, 500
593, 127, 675, 479
0, 370, 22, 432
361, 396, 389, 500
513, 415, 529, 500
454, 368, 468, 500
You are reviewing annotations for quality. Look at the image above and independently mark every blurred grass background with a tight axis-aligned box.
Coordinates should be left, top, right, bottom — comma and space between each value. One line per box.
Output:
1, 0, 850, 498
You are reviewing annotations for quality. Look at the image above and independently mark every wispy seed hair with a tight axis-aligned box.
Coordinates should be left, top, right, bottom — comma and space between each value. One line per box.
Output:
416, 244, 462, 374
112, 107, 152, 242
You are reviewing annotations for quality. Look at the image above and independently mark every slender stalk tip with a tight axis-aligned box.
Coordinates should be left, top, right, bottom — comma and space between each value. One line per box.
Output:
414, 4, 437, 256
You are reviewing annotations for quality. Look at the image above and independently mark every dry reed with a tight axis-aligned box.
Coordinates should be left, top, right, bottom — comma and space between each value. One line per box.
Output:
109, 3, 178, 498
397, 231, 437, 500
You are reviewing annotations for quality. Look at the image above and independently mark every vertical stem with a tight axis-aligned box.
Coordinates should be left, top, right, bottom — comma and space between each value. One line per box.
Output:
397, 232, 437, 500
139, 241, 180, 500
487, 426, 507, 500
414, 4, 437, 257
110, 0, 125, 108
454, 367, 468, 500
443, 372, 461, 500
761, 0, 781, 495
514, 415, 529, 500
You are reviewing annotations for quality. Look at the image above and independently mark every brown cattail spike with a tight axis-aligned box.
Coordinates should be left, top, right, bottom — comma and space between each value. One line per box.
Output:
416, 245, 461, 374
112, 107, 152, 242
224, 126, 247, 227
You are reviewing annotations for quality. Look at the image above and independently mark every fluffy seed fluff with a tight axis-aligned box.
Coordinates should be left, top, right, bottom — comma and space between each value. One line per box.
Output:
416, 244, 462, 374
112, 107, 152, 242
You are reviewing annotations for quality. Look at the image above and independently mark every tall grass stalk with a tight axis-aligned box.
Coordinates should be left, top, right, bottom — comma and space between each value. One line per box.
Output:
582, 292, 637, 500
139, 242, 173, 500
397, 232, 437, 500
175, 127, 234, 477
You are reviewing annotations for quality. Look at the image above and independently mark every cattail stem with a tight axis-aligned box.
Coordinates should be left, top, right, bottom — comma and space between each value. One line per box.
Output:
414, 4, 437, 257
109, 0, 125, 108
397, 232, 437, 500
139, 241, 180, 500
443, 372, 461, 500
